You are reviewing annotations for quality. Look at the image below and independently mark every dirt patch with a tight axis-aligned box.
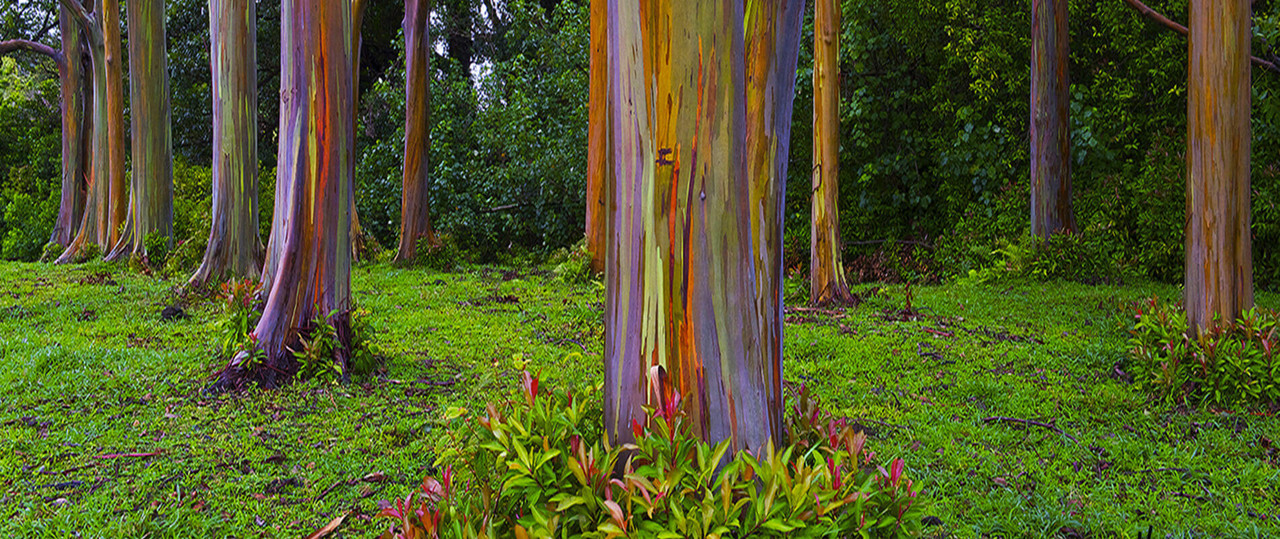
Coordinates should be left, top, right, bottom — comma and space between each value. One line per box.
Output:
75, 272, 118, 286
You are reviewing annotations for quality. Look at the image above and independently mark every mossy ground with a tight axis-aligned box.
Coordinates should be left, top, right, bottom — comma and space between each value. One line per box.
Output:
0, 261, 1277, 537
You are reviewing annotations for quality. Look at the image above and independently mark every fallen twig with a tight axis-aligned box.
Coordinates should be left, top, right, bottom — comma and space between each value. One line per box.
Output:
922, 327, 953, 338
91, 452, 160, 460
981, 416, 1077, 442
785, 306, 848, 318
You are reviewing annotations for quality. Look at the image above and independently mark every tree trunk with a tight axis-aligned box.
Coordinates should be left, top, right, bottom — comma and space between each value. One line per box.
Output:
603, 0, 801, 455
1029, 0, 1075, 239
395, 0, 436, 262
57, 0, 126, 263
746, 0, 804, 432
225, 0, 354, 390
190, 0, 263, 287
108, 0, 174, 262
1185, 0, 1252, 332
349, 0, 369, 260
50, 7, 90, 248
583, 0, 608, 273
809, 0, 853, 305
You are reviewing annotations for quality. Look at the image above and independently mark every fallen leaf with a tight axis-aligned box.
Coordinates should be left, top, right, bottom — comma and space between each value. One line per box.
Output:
361, 471, 387, 483
303, 511, 349, 539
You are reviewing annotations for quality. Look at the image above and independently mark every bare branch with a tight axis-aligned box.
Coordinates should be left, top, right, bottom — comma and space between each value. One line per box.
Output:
1121, 0, 1279, 74
0, 38, 64, 67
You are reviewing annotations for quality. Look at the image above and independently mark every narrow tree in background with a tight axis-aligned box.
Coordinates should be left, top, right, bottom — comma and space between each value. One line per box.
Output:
583, 0, 608, 273
1185, 0, 1252, 332
190, 0, 263, 287
0, 5, 91, 249
395, 0, 436, 262
604, 0, 802, 454
349, 0, 371, 259
1029, 0, 1075, 239
56, 0, 127, 264
224, 0, 354, 389
809, 0, 853, 305
107, 0, 174, 262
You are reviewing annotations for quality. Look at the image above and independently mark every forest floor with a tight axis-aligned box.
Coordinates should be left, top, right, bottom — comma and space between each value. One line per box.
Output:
0, 260, 1278, 537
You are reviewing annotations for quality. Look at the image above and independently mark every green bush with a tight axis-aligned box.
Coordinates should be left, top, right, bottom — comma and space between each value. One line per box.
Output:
415, 234, 461, 273
1127, 298, 1280, 407
550, 239, 596, 285
375, 370, 928, 538
143, 231, 171, 269
39, 241, 63, 263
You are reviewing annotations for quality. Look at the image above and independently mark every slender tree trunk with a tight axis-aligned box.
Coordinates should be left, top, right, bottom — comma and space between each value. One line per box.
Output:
809, 0, 853, 305
1185, 0, 1252, 332
349, 0, 369, 259
604, 0, 801, 454
108, 0, 174, 262
584, 0, 608, 273
746, 0, 804, 434
224, 0, 354, 390
1029, 0, 1075, 239
57, 0, 126, 263
395, 0, 436, 262
51, 8, 89, 248
191, 0, 263, 287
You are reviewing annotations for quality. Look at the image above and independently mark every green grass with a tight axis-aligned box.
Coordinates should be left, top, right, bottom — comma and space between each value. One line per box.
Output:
1, 261, 1277, 537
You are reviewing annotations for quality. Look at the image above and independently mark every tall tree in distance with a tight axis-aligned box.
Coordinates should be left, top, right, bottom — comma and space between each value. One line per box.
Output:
809, 0, 853, 305
108, 0, 174, 262
583, 0, 608, 273
1029, 0, 1075, 239
190, 0, 263, 287
1185, 0, 1252, 332
221, 0, 354, 390
56, 0, 127, 264
0, 4, 91, 249
603, 0, 802, 454
395, 0, 436, 262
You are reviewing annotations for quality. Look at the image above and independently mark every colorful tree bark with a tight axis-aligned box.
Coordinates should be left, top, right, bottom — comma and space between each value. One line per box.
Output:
809, 0, 853, 305
395, 0, 437, 262
56, 0, 126, 264
190, 0, 263, 287
349, 0, 370, 260
108, 0, 174, 262
583, 0, 609, 273
228, 0, 354, 389
1029, 0, 1075, 239
0, 6, 90, 249
603, 0, 802, 454
1185, 0, 1252, 332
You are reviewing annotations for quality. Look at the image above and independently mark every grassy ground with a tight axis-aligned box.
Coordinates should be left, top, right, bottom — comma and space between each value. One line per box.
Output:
0, 260, 1277, 537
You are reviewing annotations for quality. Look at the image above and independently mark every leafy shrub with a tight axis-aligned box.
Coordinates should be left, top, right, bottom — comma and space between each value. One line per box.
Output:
293, 312, 342, 382
1127, 298, 1280, 407
550, 239, 597, 285
415, 234, 461, 273
957, 230, 1134, 286
40, 241, 63, 263
214, 278, 263, 361
376, 369, 928, 538
143, 231, 171, 269
74, 243, 103, 264
347, 307, 383, 376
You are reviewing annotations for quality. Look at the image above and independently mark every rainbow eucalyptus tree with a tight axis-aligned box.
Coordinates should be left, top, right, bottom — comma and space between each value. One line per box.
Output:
190, 0, 263, 287
107, 0, 174, 262
1185, 0, 1252, 332
57, 0, 127, 264
394, 0, 436, 262
223, 0, 354, 389
0, 4, 91, 249
604, 0, 802, 454
349, 0, 371, 259
583, 0, 608, 273
1029, 0, 1075, 239
809, 0, 853, 305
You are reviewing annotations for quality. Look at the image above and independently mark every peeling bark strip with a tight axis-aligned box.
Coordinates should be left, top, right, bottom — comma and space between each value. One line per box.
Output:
604, 0, 802, 454
1029, 0, 1075, 239
191, 0, 263, 287
584, 0, 610, 273
234, 0, 354, 389
809, 0, 853, 305
1185, 0, 1252, 333
57, 0, 126, 263
395, 0, 436, 262
108, 0, 174, 262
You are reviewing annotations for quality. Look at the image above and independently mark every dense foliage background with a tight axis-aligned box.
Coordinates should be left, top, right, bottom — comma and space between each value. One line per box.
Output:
0, 0, 1277, 283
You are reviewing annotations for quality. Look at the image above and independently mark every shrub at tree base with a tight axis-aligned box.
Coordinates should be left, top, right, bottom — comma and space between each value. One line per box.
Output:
1128, 298, 1280, 407
376, 371, 928, 538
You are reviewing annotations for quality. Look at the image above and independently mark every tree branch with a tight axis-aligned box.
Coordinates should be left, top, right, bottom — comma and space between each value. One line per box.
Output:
58, 0, 102, 46
1121, 0, 1280, 74
0, 39, 63, 67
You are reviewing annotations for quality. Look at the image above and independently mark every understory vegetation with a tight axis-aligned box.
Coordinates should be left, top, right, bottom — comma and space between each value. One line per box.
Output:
1, 261, 1278, 537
